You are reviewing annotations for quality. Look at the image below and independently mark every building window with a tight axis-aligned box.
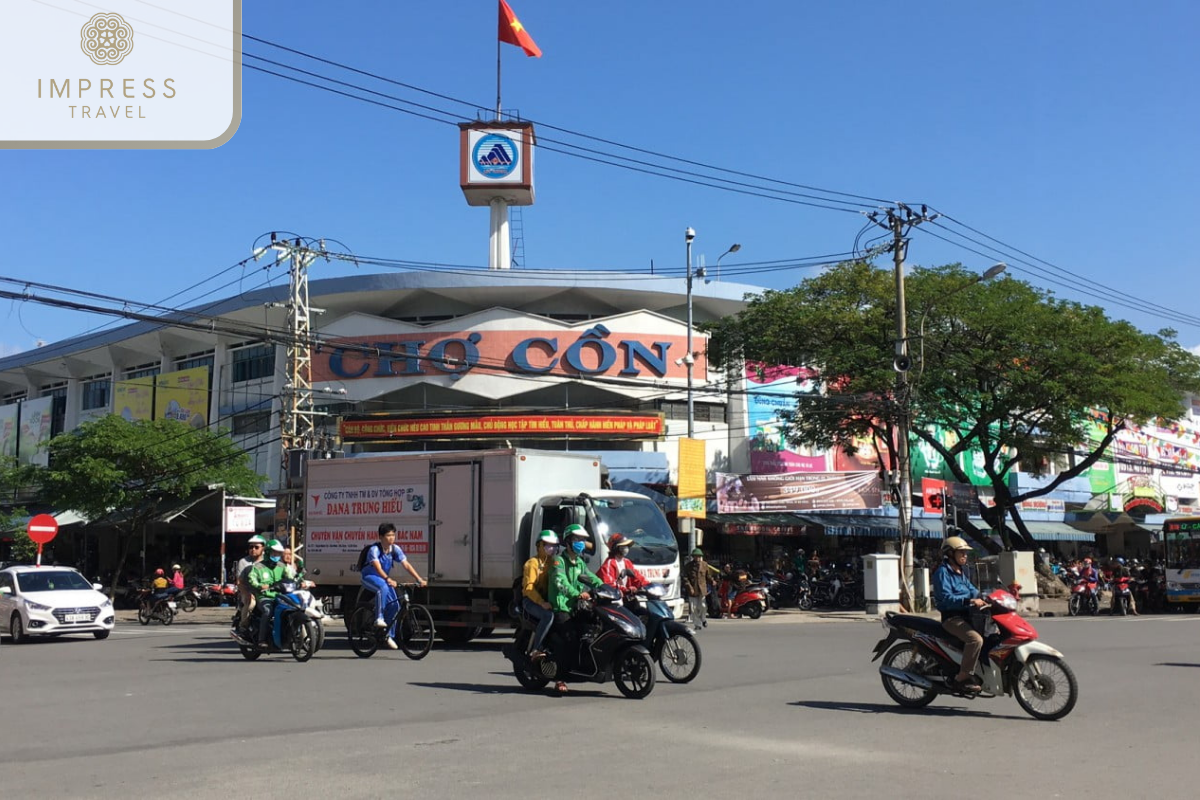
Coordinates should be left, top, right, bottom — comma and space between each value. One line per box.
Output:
124, 362, 160, 380
81, 376, 111, 411
40, 382, 68, 399
2, 392, 26, 406
175, 351, 215, 375
231, 344, 275, 383
656, 400, 727, 424
232, 410, 272, 435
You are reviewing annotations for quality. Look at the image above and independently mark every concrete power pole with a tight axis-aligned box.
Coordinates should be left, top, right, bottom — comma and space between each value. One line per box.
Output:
868, 204, 938, 609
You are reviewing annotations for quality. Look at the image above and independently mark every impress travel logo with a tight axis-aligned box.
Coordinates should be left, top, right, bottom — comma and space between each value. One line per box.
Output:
1, 1, 242, 149
80, 12, 134, 65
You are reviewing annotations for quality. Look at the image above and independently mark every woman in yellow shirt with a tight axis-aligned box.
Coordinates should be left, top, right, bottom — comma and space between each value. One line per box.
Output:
522, 530, 559, 658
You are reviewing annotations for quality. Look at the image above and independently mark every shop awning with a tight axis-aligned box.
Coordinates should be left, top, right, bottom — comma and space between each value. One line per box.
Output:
798, 513, 944, 539
707, 513, 808, 527
1020, 522, 1095, 543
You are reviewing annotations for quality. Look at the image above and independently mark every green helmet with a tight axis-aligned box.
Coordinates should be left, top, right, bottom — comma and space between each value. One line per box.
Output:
563, 524, 587, 540
266, 538, 285, 553
691, 548, 704, 557
537, 530, 560, 546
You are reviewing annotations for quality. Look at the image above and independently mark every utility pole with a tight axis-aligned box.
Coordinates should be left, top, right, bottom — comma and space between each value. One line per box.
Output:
867, 204, 939, 609
266, 236, 327, 549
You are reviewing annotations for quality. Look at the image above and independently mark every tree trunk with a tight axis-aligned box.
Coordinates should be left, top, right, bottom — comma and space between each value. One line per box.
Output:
107, 526, 139, 600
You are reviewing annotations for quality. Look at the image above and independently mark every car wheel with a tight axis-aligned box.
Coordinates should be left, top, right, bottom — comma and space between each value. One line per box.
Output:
93, 630, 110, 640
10, 613, 28, 644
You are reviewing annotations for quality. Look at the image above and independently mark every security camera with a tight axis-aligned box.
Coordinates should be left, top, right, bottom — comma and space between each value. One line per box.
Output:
893, 355, 911, 373
685, 227, 696, 243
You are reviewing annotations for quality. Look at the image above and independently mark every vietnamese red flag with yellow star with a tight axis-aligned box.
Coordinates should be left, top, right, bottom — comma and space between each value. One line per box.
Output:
498, 0, 542, 57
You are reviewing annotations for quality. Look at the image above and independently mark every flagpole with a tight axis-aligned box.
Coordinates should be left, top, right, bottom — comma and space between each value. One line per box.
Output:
495, 32, 502, 121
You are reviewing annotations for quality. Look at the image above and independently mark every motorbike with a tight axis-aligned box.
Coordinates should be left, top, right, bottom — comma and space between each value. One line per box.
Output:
630, 584, 702, 683
1068, 577, 1100, 616
504, 583, 657, 699
1111, 574, 1134, 616
173, 584, 199, 613
720, 580, 769, 618
136, 589, 177, 625
871, 587, 1079, 721
766, 572, 815, 610
230, 579, 325, 662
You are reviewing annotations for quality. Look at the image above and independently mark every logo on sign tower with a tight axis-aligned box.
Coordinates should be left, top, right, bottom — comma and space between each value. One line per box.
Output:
472, 133, 518, 178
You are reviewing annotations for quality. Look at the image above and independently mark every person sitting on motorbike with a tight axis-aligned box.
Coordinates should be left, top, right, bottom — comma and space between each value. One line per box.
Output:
547, 524, 604, 691
169, 564, 185, 592
521, 530, 560, 659
1111, 557, 1139, 615
1079, 557, 1100, 586
236, 535, 266, 635
598, 533, 650, 614
362, 522, 428, 650
149, 568, 170, 601
282, 547, 306, 581
932, 536, 988, 693
248, 540, 288, 646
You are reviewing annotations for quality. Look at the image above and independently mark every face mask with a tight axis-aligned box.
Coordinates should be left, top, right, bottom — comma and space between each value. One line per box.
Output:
615, 548, 628, 559
571, 541, 586, 555
269, 554, 281, 564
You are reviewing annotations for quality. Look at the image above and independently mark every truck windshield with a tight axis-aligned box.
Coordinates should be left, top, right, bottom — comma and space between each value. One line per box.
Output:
591, 496, 677, 566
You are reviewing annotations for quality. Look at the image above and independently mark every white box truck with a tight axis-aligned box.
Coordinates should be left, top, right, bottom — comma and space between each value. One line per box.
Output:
303, 448, 683, 642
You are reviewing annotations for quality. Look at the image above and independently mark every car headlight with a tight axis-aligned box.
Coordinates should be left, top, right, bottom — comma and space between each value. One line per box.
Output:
26, 600, 51, 612
99, 598, 112, 608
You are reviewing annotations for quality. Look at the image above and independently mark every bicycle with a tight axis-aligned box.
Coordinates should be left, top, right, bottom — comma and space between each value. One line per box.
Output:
346, 583, 435, 660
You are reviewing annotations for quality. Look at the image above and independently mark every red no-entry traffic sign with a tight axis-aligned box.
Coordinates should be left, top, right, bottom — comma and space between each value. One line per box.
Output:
27, 514, 59, 545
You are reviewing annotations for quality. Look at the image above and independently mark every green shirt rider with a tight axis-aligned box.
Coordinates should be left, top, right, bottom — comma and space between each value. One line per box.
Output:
547, 524, 604, 614
248, 539, 288, 645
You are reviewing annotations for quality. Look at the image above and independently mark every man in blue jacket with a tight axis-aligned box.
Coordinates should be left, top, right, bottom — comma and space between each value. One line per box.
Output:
932, 536, 989, 692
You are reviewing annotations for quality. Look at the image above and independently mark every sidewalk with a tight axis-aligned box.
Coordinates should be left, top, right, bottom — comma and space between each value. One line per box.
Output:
115, 606, 234, 625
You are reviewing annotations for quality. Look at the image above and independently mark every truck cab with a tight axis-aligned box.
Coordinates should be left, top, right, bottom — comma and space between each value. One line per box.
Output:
529, 489, 683, 617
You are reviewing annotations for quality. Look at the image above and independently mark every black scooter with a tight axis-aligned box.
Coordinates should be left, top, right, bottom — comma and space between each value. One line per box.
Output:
505, 584, 657, 699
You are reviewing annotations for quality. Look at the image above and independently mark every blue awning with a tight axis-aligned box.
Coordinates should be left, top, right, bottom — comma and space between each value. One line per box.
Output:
1019, 522, 1095, 543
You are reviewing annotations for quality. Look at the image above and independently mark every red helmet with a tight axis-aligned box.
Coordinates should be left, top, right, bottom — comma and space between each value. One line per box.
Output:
155, 568, 164, 576
1083, 557, 1093, 565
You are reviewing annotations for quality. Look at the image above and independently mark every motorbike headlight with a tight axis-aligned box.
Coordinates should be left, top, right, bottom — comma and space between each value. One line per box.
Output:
992, 593, 1018, 611
611, 614, 643, 639
26, 600, 51, 612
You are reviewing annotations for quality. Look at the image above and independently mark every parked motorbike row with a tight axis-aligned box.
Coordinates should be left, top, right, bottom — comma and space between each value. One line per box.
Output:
1060, 562, 1164, 616
759, 568, 865, 611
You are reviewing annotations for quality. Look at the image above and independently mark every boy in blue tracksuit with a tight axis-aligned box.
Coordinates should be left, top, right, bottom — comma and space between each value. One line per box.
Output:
362, 522, 427, 649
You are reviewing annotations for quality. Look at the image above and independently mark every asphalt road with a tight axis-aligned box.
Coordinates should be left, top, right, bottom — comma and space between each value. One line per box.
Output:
1, 611, 1198, 799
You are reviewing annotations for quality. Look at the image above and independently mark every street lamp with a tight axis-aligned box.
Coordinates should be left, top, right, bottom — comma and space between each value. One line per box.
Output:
684, 227, 697, 439
715, 243, 741, 282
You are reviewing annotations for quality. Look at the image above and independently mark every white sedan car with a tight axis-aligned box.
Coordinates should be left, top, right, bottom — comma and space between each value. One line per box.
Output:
0, 566, 115, 642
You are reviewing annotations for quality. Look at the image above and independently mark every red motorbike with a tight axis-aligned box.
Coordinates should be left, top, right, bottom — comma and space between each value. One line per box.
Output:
1068, 577, 1100, 616
719, 580, 769, 619
871, 587, 1079, 721
1110, 575, 1134, 616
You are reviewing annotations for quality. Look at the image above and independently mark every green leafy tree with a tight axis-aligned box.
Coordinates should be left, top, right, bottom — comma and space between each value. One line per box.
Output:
707, 260, 1200, 551
0, 457, 35, 562
37, 416, 264, 595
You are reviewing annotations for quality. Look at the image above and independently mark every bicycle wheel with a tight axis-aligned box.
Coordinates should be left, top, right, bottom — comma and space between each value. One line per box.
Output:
348, 606, 378, 658
398, 604, 435, 660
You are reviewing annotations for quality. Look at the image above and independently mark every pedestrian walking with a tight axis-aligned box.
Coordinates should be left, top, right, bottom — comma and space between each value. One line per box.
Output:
682, 548, 710, 631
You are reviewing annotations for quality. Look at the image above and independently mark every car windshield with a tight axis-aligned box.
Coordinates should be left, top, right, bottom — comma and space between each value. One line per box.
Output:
591, 496, 678, 566
14, 571, 93, 593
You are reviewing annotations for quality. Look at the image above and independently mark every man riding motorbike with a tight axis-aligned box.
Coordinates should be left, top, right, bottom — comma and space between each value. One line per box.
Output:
546, 524, 605, 693
598, 533, 649, 615
247, 539, 288, 647
236, 535, 266, 635
931, 536, 988, 693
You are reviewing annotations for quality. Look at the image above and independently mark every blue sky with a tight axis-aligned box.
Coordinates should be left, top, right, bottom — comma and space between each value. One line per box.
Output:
2, 0, 1198, 354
